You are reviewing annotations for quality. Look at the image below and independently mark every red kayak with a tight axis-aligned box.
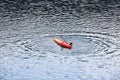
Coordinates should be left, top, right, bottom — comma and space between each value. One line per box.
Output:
53, 38, 72, 49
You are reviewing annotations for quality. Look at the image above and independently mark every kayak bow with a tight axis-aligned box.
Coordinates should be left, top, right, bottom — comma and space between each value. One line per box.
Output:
53, 38, 72, 49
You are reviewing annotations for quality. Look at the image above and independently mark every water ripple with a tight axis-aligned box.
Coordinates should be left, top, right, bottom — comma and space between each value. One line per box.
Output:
0, 32, 120, 80
2, 32, 117, 60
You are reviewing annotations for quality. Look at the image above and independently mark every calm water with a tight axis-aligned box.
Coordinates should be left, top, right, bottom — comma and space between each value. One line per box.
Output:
0, 0, 120, 80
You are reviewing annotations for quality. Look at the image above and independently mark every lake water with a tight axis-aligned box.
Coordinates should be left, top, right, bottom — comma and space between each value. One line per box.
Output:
0, 0, 120, 80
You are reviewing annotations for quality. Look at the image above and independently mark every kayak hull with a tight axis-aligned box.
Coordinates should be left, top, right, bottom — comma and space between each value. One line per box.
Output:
53, 38, 72, 49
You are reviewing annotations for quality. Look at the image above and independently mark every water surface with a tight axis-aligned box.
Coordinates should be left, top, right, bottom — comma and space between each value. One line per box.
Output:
0, 0, 120, 80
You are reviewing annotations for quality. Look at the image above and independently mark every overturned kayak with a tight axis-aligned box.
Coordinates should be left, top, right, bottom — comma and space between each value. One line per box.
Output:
53, 38, 72, 49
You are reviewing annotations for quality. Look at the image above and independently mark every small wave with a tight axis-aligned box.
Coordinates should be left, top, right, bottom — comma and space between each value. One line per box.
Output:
2, 31, 118, 60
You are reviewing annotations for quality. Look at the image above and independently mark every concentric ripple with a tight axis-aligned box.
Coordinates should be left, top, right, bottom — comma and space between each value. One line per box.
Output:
3, 32, 117, 60
41, 32, 117, 57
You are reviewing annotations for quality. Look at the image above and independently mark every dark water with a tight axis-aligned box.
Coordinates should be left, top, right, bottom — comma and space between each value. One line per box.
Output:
0, 0, 120, 80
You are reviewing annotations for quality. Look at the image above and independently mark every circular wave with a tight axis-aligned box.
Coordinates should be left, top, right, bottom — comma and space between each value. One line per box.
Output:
7, 32, 118, 60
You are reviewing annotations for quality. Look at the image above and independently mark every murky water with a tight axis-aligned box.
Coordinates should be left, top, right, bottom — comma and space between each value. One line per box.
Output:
0, 0, 120, 80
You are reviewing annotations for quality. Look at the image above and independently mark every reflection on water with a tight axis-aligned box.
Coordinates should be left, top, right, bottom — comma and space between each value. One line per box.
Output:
0, 0, 120, 80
